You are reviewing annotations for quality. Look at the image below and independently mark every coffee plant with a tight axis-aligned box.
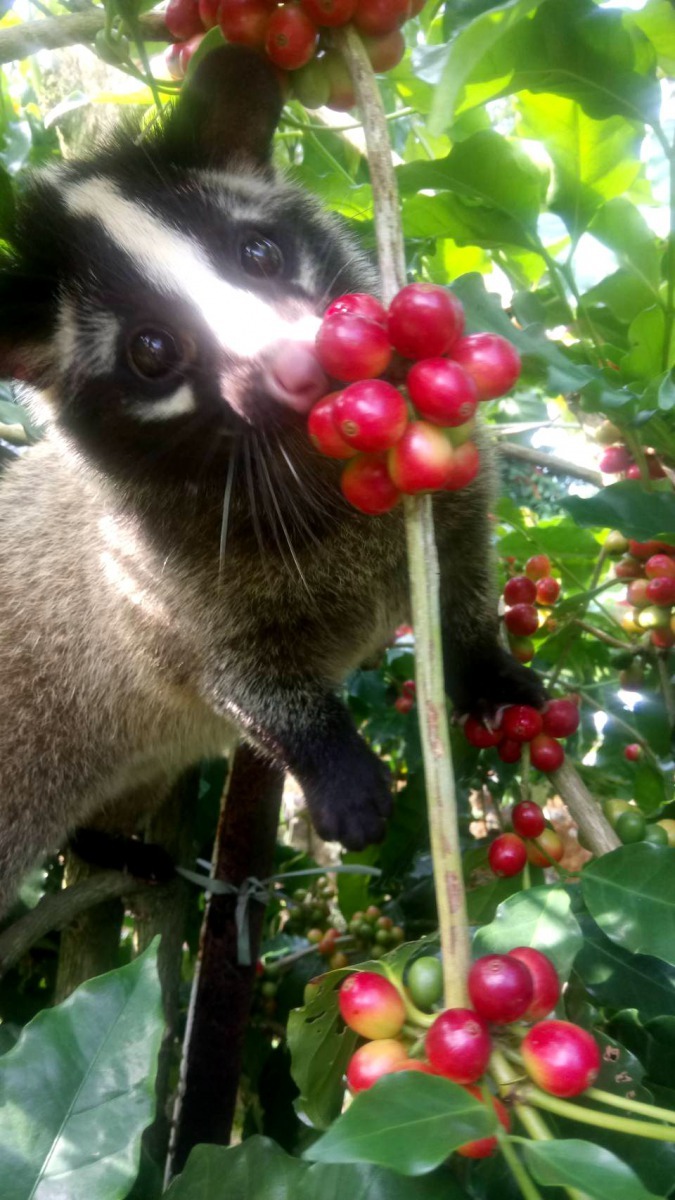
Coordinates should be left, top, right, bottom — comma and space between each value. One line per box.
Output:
0, 2, 675, 1199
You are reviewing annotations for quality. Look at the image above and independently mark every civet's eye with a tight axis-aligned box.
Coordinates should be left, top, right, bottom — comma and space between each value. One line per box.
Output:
127, 329, 182, 380
239, 234, 284, 279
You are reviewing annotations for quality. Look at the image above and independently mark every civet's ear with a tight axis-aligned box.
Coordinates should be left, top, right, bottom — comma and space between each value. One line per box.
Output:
160, 46, 284, 171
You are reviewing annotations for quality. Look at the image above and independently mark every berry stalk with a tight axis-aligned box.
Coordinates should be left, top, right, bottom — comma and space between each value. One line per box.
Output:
337, 23, 470, 1006
525, 1086, 675, 1141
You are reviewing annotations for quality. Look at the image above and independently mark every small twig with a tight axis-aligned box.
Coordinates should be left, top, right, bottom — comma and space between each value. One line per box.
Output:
0, 10, 169, 64
573, 620, 641, 652
549, 757, 620, 857
498, 442, 602, 486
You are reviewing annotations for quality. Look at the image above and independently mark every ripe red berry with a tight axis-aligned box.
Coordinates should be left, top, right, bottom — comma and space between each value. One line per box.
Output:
464, 716, 503, 749
468, 954, 534, 1024
332, 380, 407, 452
503, 604, 539, 637
301, 0, 355, 24
219, 0, 270, 45
624, 743, 642, 762
651, 627, 675, 648
599, 445, 633, 474
199, 0, 220, 27
627, 578, 650, 607
346, 1038, 410, 1091
541, 699, 579, 739
388, 283, 465, 360
425, 1008, 492, 1083
645, 576, 675, 606
443, 441, 480, 491
340, 454, 401, 514
524, 554, 551, 581
387, 421, 455, 493
508, 948, 560, 1021
629, 539, 675, 559
402, 679, 416, 699
316, 313, 392, 382
488, 833, 527, 877
529, 735, 565, 773
645, 554, 675, 580
526, 827, 564, 867
394, 694, 413, 714
497, 738, 523, 764
503, 575, 537, 606
406, 358, 478, 427
325, 292, 388, 327
451, 333, 521, 401
165, 0, 203, 40
522, 1020, 601, 1097
456, 1086, 510, 1158
509, 636, 535, 663
535, 576, 560, 605
353, 0, 410, 36
308, 393, 357, 459
614, 555, 643, 580
339, 971, 406, 1039
512, 801, 545, 839
178, 32, 204, 69
265, 4, 318, 70
501, 705, 543, 743
362, 28, 406, 71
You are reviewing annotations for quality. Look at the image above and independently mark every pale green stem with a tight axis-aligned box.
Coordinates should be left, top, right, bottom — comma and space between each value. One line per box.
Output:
585, 1086, 675, 1127
527, 1087, 675, 1141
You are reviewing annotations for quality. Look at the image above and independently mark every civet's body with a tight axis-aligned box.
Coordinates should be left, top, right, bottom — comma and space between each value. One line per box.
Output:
0, 49, 541, 912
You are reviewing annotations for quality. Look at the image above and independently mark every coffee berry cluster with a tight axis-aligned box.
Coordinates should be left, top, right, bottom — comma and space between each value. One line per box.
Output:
308, 285, 521, 513
337, 948, 600, 1156
596, 420, 667, 482
609, 535, 675, 652
164, 0, 420, 95
602, 797, 675, 849
502, 553, 561, 663
487, 801, 564, 879
463, 695, 579, 774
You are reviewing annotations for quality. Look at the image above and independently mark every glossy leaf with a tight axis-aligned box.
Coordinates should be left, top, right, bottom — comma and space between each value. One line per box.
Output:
473, 885, 582, 978
304, 1073, 494, 1174
0, 943, 163, 1200
574, 914, 675, 1022
563, 481, 675, 540
582, 845, 675, 966
523, 1138, 664, 1200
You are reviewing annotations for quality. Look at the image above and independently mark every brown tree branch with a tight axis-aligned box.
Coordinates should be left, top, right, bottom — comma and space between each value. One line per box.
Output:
0, 11, 170, 65
498, 441, 602, 486
551, 757, 620, 857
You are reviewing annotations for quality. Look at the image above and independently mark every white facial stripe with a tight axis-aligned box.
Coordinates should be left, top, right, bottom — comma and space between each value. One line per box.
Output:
56, 298, 79, 370
83, 312, 120, 375
64, 177, 320, 359
130, 384, 196, 422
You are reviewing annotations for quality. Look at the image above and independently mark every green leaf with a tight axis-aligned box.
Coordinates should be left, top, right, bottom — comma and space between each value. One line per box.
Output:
165, 1136, 459, 1200
304, 1073, 494, 1173
634, 762, 668, 816
473, 885, 582, 978
523, 1138, 664, 1200
563, 481, 675, 540
582, 845, 675, 966
629, 0, 675, 76
589, 199, 661, 291
517, 92, 641, 239
575, 914, 675, 1022
0, 943, 163, 1200
287, 968, 357, 1129
622, 306, 673, 383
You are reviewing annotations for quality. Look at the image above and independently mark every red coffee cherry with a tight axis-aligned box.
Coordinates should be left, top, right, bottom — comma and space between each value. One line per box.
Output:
394, 694, 413, 714
512, 801, 545, 839
526, 827, 564, 867
402, 679, 416, 699
219, 0, 270, 44
541, 699, 580, 739
333, 380, 408, 452
406, 358, 478, 427
340, 454, 401, 514
265, 4, 318, 70
504, 575, 537, 606
464, 716, 503, 749
629, 539, 675, 559
425, 1008, 492, 1083
503, 604, 539, 637
645, 576, 675, 606
339, 971, 406, 1039
346, 1038, 409, 1092
353, 0, 411, 36
522, 1020, 601, 1097
535, 576, 560, 605
451, 333, 521, 400
325, 292, 388, 327
456, 1086, 510, 1158
624, 743, 642, 762
388, 421, 455, 493
178, 32, 205, 69
199, 0, 220, 27
308, 392, 357, 459
501, 705, 544, 743
508, 947, 561, 1021
444, 441, 480, 491
301, 0, 356, 24
614, 555, 643, 580
488, 833, 527, 877
524, 554, 551, 581
316, 313, 392, 382
362, 28, 406, 71
497, 738, 523, 764
529, 735, 565, 773
388, 283, 465, 360
599, 445, 633, 474
645, 554, 675, 580
627, 579, 650, 607
509, 636, 535, 663
165, 0, 203, 40
468, 954, 534, 1024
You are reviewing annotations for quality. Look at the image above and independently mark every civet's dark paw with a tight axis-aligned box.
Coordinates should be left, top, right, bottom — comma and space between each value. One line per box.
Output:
451, 644, 547, 725
303, 737, 392, 850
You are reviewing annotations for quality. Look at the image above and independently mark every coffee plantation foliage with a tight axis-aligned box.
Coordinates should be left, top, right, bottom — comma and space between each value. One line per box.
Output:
1, 1, 675, 1199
